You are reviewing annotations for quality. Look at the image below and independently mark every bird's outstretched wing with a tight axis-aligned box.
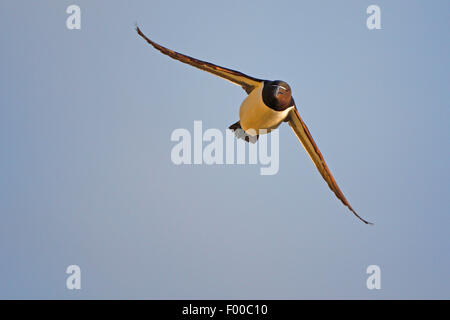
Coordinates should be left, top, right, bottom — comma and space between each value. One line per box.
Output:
136, 27, 264, 94
287, 105, 372, 225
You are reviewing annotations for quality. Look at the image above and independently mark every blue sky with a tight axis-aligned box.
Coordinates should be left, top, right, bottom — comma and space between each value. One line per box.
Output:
0, 0, 449, 299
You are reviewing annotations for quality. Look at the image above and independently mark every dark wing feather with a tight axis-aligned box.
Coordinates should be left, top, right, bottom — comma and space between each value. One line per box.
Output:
287, 105, 372, 225
136, 27, 263, 94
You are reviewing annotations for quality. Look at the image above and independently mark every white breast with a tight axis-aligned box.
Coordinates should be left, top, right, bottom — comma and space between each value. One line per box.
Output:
239, 82, 293, 135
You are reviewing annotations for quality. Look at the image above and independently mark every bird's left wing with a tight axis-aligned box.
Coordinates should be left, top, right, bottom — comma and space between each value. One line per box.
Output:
136, 27, 264, 94
287, 105, 372, 224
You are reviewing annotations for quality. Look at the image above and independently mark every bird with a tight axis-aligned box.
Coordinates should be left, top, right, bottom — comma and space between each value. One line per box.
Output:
136, 26, 372, 225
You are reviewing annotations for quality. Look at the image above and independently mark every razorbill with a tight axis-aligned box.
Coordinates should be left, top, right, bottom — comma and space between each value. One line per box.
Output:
136, 26, 372, 225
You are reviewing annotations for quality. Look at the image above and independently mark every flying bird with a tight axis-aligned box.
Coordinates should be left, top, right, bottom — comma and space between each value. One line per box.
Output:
136, 26, 372, 225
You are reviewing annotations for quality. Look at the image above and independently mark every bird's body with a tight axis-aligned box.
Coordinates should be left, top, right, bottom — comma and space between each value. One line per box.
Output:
239, 82, 293, 133
136, 26, 373, 224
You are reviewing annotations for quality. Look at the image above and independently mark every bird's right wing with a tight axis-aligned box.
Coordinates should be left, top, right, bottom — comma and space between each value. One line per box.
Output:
136, 27, 264, 94
287, 105, 372, 225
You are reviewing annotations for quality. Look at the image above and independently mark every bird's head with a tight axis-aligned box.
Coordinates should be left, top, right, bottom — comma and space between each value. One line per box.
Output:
262, 80, 292, 111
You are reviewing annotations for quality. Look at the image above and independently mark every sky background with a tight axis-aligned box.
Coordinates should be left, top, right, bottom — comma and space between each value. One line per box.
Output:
0, 0, 449, 299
